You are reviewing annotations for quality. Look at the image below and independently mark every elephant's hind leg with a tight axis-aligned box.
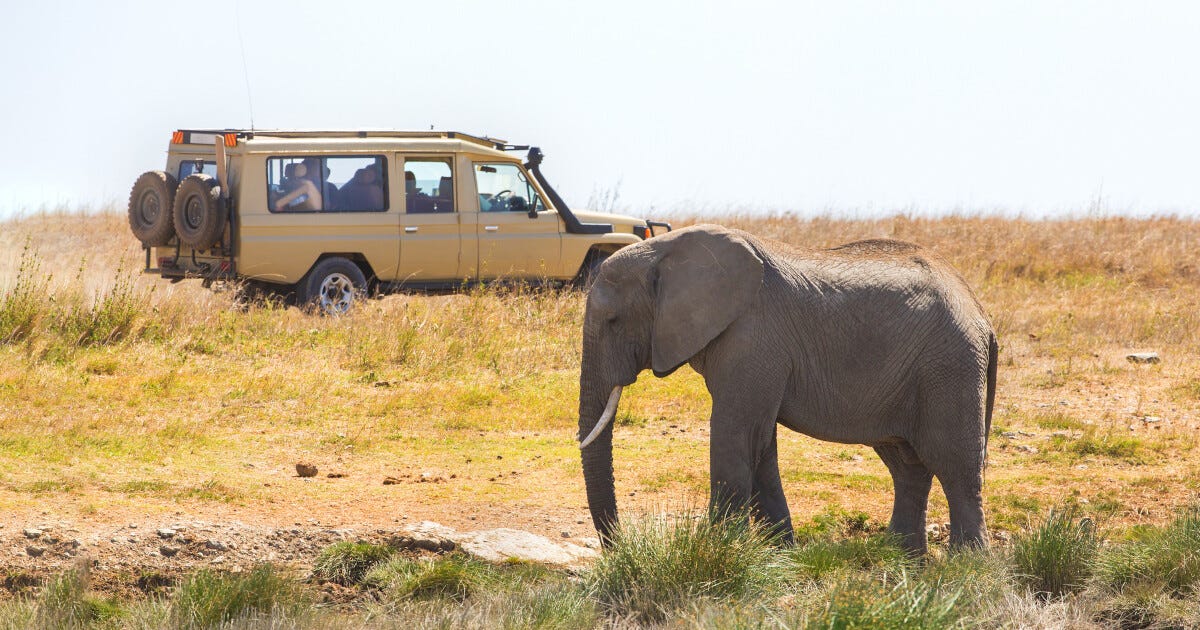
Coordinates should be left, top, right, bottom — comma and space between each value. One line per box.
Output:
874, 441, 934, 556
750, 424, 794, 544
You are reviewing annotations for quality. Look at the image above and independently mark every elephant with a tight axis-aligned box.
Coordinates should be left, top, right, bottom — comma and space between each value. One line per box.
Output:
577, 224, 997, 554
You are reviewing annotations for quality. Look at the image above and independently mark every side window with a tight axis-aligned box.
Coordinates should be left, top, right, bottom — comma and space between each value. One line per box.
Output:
178, 160, 217, 180
474, 163, 546, 213
328, 156, 387, 212
404, 158, 454, 214
266, 156, 387, 213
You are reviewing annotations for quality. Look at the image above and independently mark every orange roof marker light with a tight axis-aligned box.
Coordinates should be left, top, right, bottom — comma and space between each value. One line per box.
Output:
171, 131, 185, 144
224, 133, 238, 148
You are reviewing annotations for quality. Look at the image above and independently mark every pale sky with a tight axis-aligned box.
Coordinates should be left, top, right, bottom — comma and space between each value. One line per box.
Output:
1, 1, 1197, 219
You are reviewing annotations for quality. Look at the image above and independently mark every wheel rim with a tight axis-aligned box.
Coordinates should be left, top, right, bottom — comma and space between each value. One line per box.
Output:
138, 190, 160, 225
184, 194, 204, 230
318, 273, 355, 315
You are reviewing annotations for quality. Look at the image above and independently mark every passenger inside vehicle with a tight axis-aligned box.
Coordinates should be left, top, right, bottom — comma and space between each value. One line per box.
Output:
338, 166, 384, 210
302, 157, 339, 210
274, 163, 322, 212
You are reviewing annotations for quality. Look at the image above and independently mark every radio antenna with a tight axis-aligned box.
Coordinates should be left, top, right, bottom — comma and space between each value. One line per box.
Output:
236, 0, 256, 130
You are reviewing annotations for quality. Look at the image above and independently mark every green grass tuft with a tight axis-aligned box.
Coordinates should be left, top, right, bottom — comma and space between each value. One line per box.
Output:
365, 553, 495, 602
1011, 505, 1101, 598
798, 573, 968, 629
1096, 505, 1200, 596
34, 565, 124, 629
790, 534, 910, 581
171, 564, 306, 628
311, 541, 394, 586
586, 507, 789, 623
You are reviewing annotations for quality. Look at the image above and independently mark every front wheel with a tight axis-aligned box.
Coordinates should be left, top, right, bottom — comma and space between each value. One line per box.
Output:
300, 258, 367, 316
575, 252, 611, 290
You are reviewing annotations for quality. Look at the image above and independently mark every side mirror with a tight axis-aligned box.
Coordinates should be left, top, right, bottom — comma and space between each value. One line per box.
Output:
528, 207, 539, 219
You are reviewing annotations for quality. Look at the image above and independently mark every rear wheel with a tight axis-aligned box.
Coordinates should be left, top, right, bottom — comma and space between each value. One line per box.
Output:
128, 171, 178, 246
172, 174, 225, 249
300, 257, 367, 316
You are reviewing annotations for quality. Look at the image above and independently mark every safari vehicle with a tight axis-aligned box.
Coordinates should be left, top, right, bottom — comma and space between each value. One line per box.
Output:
127, 129, 670, 314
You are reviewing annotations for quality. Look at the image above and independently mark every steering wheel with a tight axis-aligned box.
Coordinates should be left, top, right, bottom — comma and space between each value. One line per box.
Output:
489, 189, 513, 211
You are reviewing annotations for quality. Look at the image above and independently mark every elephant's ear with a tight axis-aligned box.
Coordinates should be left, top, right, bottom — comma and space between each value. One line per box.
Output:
651, 226, 765, 376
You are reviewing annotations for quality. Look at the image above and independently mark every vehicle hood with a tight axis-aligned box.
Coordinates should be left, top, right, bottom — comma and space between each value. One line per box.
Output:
569, 209, 646, 227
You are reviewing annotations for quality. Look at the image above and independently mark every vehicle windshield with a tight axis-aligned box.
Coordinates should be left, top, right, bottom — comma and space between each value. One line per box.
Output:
474, 163, 546, 213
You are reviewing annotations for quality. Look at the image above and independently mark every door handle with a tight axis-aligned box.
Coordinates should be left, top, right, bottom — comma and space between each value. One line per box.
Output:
405, 226, 418, 233
484, 225, 499, 232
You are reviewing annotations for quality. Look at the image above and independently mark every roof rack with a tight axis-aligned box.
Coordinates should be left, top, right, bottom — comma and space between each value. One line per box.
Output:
173, 129, 513, 150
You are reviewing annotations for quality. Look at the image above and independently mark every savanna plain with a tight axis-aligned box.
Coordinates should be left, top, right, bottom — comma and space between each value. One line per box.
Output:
0, 209, 1198, 628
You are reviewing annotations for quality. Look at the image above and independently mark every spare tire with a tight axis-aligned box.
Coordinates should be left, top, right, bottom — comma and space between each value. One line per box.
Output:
127, 171, 179, 246
172, 173, 226, 249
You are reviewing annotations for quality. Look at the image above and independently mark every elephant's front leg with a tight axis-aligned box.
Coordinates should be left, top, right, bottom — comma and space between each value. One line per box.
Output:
708, 382, 791, 541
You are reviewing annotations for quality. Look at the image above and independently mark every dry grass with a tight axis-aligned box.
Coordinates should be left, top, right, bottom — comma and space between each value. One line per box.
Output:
0, 208, 1198, 544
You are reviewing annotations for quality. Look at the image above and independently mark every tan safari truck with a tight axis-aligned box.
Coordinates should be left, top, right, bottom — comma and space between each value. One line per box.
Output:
126, 129, 671, 314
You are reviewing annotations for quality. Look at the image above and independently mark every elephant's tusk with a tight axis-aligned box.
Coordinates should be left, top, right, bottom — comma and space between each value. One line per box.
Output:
579, 386, 622, 449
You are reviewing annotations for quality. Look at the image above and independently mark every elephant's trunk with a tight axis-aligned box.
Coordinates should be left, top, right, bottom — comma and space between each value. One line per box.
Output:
580, 383, 621, 544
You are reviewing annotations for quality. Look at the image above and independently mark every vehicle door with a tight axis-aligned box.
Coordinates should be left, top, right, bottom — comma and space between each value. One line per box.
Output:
472, 161, 563, 280
242, 154, 398, 284
397, 155, 471, 284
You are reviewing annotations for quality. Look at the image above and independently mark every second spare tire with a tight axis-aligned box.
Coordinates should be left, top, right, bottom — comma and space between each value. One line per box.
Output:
173, 173, 226, 249
128, 170, 179, 246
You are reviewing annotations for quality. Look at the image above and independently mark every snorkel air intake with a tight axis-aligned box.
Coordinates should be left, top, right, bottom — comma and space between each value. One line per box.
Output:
525, 147, 612, 235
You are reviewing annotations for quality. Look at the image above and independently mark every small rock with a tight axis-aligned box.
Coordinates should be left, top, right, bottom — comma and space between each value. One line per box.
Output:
1126, 352, 1160, 364
1016, 445, 1039, 454
1141, 416, 1162, 423
296, 463, 319, 478
23, 528, 42, 539
326, 472, 346, 478
26, 546, 45, 557
157, 528, 176, 539
160, 545, 180, 557
205, 540, 229, 552
561, 531, 571, 538
128, 523, 138, 529
1001, 431, 1018, 439
383, 476, 402, 485
850, 454, 864, 462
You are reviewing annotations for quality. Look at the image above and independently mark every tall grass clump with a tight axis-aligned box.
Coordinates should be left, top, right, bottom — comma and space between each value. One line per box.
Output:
311, 541, 394, 586
586, 507, 789, 622
0, 242, 50, 344
790, 534, 909, 581
171, 564, 306, 628
1012, 505, 1101, 598
56, 264, 149, 347
797, 573, 969, 629
1097, 505, 1200, 595
364, 553, 496, 602
33, 565, 124, 629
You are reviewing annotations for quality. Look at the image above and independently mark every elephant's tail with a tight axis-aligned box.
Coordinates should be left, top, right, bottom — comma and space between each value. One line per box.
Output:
983, 333, 999, 469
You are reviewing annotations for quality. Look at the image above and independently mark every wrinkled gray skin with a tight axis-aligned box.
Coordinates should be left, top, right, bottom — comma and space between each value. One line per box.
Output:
578, 224, 997, 554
